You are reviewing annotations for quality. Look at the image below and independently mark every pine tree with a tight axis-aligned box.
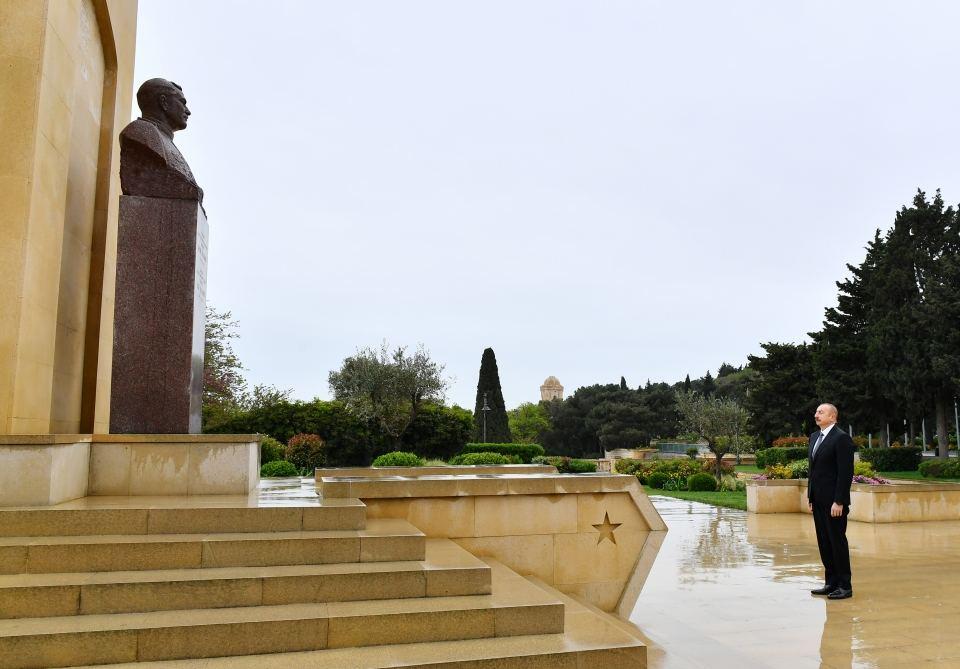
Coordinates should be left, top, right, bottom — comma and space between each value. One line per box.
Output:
810, 231, 894, 437
869, 191, 960, 457
473, 348, 512, 442
700, 371, 717, 397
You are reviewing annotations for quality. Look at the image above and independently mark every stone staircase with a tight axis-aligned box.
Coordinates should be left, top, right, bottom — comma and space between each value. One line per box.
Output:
0, 497, 645, 668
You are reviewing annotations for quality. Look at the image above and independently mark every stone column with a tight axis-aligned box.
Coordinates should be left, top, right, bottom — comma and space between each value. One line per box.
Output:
109, 196, 207, 433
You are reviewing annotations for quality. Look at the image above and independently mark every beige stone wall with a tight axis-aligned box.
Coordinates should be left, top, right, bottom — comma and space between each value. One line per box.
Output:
0, 0, 137, 434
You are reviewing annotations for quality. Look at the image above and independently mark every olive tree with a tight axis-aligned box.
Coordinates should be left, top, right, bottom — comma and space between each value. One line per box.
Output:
328, 343, 448, 447
675, 390, 750, 478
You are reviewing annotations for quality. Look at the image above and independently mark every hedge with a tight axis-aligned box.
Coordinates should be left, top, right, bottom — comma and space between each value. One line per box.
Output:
756, 446, 808, 468
450, 452, 514, 465
260, 460, 298, 477
858, 447, 922, 472
918, 459, 960, 478
532, 456, 597, 473
461, 443, 545, 463
260, 436, 285, 464
372, 451, 425, 467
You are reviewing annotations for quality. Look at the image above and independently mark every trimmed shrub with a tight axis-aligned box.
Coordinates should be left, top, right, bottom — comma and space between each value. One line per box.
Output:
461, 443, 545, 463
260, 436, 285, 464
285, 433, 326, 470
919, 459, 960, 478
260, 460, 298, 477
647, 472, 670, 489
859, 447, 922, 472
853, 461, 877, 478
687, 472, 718, 491
758, 446, 809, 468
450, 452, 513, 465
533, 456, 597, 473
372, 451, 425, 467
686, 447, 700, 459
787, 459, 809, 479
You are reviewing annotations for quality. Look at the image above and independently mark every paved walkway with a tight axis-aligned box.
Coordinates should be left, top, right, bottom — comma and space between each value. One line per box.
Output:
629, 497, 960, 668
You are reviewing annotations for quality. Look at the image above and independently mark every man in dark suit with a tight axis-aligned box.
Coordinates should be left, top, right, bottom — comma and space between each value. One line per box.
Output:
807, 403, 855, 599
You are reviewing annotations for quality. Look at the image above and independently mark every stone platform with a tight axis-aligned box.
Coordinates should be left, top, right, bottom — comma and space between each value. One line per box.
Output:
0, 478, 651, 667
633, 495, 960, 668
318, 472, 667, 615
0, 435, 259, 506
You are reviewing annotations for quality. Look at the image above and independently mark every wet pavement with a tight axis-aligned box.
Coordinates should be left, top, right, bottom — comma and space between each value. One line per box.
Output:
629, 496, 960, 668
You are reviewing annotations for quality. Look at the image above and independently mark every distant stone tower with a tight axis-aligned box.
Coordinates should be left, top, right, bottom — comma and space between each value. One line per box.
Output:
540, 376, 564, 401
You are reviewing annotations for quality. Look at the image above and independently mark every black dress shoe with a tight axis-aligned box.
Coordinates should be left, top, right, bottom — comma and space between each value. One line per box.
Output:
827, 588, 852, 599
810, 586, 834, 595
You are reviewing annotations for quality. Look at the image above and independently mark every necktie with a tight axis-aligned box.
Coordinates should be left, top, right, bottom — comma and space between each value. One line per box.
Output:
812, 432, 825, 458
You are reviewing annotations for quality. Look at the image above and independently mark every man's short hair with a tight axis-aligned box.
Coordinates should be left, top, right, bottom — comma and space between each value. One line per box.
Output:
821, 403, 839, 419
136, 78, 183, 114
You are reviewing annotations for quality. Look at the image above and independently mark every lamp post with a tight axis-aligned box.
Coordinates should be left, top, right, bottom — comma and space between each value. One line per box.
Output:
481, 392, 491, 443
955, 399, 959, 458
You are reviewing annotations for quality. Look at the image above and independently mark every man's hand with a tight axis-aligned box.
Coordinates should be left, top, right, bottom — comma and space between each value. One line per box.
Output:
830, 502, 843, 517
808, 502, 813, 512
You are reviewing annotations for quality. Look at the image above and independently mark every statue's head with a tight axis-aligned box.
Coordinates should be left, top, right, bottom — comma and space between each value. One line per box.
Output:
136, 78, 190, 132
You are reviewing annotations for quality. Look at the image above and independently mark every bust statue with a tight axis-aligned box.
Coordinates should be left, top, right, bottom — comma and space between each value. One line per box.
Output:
119, 78, 203, 203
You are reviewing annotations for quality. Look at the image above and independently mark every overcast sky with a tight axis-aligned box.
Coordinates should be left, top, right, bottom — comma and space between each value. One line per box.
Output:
134, 1, 960, 410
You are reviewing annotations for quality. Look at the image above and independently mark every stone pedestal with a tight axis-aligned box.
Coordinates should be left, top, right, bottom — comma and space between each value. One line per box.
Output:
110, 196, 207, 434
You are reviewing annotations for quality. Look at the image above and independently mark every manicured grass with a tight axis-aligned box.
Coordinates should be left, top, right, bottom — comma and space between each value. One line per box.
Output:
880, 470, 960, 483
644, 486, 747, 511
734, 465, 762, 474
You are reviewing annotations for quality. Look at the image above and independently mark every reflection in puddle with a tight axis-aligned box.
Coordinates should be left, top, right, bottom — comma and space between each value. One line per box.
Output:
629, 496, 960, 669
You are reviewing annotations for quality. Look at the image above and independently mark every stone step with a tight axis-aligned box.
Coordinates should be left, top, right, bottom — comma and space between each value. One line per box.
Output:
0, 496, 366, 536
0, 518, 423, 574
70, 561, 645, 669
0, 560, 565, 668
0, 538, 490, 618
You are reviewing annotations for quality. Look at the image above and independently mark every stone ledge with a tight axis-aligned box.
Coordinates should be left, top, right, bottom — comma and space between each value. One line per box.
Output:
319, 473, 638, 500
93, 434, 261, 444
0, 435, 92, 446
315, 465, 556, 479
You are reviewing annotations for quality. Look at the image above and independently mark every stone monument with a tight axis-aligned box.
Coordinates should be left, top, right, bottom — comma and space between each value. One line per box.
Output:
110, 79, 207, 433
540, 376, 564, 401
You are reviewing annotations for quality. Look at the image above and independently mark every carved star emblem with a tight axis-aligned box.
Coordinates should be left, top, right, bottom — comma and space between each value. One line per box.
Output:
592, 511, 622, 545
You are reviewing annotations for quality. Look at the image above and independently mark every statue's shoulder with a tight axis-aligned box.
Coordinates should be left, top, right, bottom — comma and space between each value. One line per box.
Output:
120, 118, 167, 163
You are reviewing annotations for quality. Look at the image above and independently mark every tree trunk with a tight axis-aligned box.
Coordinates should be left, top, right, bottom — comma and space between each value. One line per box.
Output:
715, 452, 723, 480
936, 393, 950, 460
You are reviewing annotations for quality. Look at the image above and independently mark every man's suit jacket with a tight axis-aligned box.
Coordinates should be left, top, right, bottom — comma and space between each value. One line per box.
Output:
807, 426, 855, 507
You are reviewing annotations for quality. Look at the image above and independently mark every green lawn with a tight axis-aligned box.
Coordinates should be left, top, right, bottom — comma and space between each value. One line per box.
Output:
880, 470, 960, 483
734, 465, 762, 474
644, 486, 747, 511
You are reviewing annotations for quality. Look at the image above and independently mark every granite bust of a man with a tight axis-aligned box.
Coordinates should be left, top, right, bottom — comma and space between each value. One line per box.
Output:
120, 78, 203, 203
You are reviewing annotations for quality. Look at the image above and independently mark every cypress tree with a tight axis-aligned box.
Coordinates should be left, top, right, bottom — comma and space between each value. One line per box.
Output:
620, 376, 628, 390
473, 348, 512, 442
683, 375, 691, 393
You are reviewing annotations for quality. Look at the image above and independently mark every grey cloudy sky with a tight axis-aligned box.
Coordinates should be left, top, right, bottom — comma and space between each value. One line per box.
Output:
134, 1, 960, 410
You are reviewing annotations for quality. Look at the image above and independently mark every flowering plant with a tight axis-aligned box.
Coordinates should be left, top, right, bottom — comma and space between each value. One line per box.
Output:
852, 474, 890, 485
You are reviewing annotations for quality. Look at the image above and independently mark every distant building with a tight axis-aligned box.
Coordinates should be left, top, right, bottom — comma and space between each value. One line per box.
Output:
540, 376, 564, 401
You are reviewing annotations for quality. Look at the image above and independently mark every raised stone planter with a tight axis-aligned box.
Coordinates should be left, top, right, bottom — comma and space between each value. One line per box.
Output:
746, 478, 960, 522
